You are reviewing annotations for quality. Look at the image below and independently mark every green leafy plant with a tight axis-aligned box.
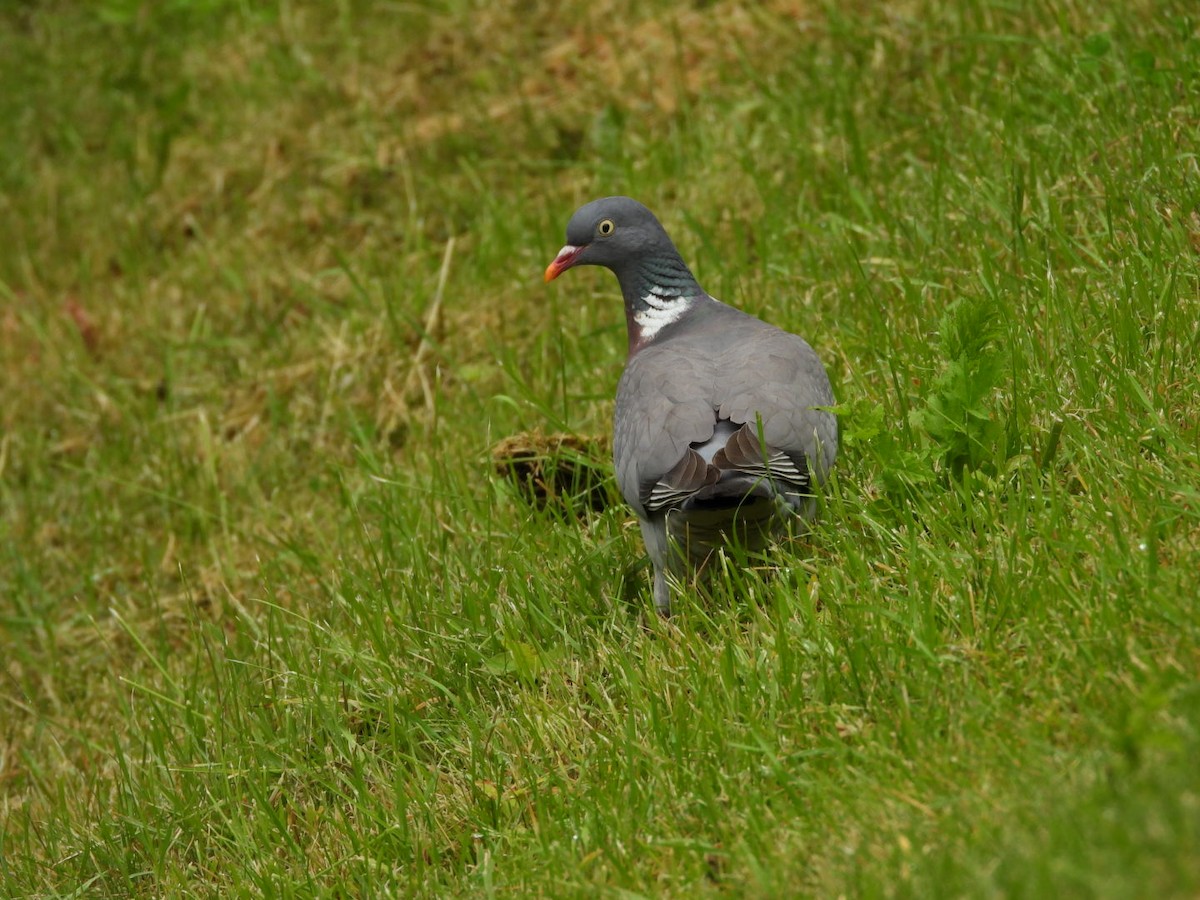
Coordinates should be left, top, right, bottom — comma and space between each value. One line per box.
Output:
912, 295, 1015, 478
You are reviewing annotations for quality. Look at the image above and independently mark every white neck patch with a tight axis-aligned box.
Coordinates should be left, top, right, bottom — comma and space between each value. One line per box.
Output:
633, 286, 694, 341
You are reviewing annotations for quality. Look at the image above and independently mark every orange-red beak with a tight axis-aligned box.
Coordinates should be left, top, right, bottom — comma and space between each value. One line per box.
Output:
544, 244, 585, 282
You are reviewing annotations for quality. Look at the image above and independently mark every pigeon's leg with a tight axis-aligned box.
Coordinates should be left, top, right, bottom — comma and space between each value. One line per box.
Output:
638, 517, 676, 615
652, 570, 672, 616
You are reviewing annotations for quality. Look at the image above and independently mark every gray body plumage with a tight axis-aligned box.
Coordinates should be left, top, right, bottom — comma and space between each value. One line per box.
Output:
546, 197, 837, 612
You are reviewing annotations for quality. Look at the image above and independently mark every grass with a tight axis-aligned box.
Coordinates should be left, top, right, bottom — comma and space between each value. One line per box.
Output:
2, 0, 1199, 895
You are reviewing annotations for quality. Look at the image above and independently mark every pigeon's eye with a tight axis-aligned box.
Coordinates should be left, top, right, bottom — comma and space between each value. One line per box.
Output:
597, 219, 616, 237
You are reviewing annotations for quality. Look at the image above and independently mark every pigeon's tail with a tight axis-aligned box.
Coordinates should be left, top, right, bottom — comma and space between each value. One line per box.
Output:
667, 487, 801, 565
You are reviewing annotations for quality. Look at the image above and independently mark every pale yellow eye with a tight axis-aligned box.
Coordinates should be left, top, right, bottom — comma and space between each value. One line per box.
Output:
597, 219, 615, 237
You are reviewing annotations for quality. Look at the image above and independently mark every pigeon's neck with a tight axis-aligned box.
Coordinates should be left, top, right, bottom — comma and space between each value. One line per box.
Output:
616, 254, 705, 355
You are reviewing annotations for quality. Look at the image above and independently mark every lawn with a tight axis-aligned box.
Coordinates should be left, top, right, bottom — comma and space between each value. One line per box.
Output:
2, 0, 1199, 896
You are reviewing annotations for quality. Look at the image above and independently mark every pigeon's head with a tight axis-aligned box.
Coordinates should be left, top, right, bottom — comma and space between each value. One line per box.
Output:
544, 196, 677, 283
